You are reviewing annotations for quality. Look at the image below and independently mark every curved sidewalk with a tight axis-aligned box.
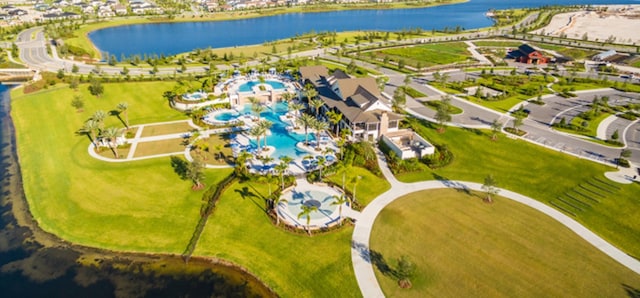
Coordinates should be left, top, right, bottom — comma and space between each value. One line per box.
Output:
351, 155, 640, 297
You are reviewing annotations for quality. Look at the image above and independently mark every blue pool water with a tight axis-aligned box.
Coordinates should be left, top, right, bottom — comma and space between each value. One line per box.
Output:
214, 111, 239, 122
238, 80, 286, 93
244, 102, 313, 159
286, 190, 338, 220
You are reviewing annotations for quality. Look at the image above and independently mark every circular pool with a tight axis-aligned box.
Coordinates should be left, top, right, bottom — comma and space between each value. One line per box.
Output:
277, 182, 347, 229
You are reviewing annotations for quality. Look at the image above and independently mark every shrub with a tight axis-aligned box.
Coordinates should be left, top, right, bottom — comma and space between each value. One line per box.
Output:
421, 144, 453, 169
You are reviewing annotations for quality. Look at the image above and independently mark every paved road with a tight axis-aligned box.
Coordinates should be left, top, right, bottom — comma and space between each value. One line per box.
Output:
13, 25, 640, 165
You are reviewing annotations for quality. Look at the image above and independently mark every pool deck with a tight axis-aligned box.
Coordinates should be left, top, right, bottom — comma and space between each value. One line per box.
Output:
277, 179, 354, 229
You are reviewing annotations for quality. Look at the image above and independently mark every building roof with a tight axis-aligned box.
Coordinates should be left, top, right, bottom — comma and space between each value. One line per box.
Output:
299, 66, 402, 124
518, 44, 537, 55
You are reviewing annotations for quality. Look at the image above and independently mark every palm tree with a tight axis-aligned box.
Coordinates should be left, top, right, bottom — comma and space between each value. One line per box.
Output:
278, 155, 294, 189
275, 162, 288, 190
289, 102, 305, 119
82, 119, 100, 148
92, 110, 107, 131
249, 125, 266, 153
316, 155, 326, 181
281, 92, 293, 103
101, 126, 121, 158
272, 195, 288, 225
297, 204, 318, 236
116, 102, 129, 129
258, 120, 273, 150
331, 194, 349, 226
336, 137, 346, 160
351, 175, 362, 206
296, 114, 315, 146
326, 110, 343, 136
310, 119, 329, 150
252, 103, 266, 121
304, 88, 318, 102
309, 98, 324, 116
235, 150, 253, 176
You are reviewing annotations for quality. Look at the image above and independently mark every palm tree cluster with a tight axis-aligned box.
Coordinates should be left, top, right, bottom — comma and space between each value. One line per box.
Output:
295, 115, 329, 150
81, 110, 123, 158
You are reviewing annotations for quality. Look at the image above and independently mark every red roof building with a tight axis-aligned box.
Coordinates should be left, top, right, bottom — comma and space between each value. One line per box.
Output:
510, 44, 549, 65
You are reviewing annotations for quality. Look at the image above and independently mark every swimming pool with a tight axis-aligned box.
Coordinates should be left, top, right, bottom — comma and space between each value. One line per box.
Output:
244, 102, 313, 159
213, 110, 239, 122
238, 80, 286, 92
284, 190, 338, 220
182, 91, 207, 101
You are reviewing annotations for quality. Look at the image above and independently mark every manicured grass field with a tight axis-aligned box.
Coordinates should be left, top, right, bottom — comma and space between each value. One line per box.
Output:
133, 138, 186, 157
10, 79, 640, 297
10, 81, 229, 253
399, 118, 640, 258
194, 180, 360, 297
10, 81, 361, 296
324, 165, 391, 206
139, 121, 195, 137
377, 42, 472, 67
371, 189, 640, 297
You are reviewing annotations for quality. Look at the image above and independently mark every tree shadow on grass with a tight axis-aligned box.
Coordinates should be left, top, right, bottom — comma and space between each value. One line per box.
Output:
370, 250, 398, 279
74, 128, 95, 145
350, 241, 398, 278
109, 110, 127, 128
432, 173, 472, 196
170, 155, 188, 180
235, 185, 266, 212
623, 284, 640, 298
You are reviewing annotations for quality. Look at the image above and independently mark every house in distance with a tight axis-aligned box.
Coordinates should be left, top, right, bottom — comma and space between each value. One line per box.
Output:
508, 44, 549, 64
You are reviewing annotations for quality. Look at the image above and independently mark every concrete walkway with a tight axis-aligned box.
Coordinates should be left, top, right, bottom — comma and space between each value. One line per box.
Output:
89, 119, 236, 167
351, 151, 640, 297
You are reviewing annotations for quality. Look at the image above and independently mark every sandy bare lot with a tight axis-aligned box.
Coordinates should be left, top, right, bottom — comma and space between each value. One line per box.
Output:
532, 5, 640, 45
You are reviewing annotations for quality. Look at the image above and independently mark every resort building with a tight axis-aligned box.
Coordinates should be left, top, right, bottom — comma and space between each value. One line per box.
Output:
299, 65, 403, 141
380, 130, 434, 159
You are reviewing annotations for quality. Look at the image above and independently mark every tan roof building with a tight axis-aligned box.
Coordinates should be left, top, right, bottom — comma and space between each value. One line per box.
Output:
299, 65, 403, 140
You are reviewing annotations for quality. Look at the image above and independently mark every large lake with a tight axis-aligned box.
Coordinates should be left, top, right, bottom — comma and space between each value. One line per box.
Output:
90, 0, 640, 58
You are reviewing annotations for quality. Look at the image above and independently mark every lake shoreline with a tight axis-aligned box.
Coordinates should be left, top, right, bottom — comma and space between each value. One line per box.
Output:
72, 0, 469, 58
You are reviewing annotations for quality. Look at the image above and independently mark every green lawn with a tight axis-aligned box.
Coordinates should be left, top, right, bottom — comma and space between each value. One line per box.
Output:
568, 112, 612, 137
194, 180, 360, 297
464, 94, 529, 112
377, 42, 472, 67
140, 121, 194, 137
324, 165, 391, 206
10, 81, 361, 296
10, 79, 640, 297
10, 81, 227, 253
399, 118, 640, 258
473, 40, 522, 48
371, 189, 640, 297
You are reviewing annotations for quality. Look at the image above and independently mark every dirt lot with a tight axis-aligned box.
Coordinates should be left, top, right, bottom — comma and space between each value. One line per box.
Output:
532, 5, 640, 45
